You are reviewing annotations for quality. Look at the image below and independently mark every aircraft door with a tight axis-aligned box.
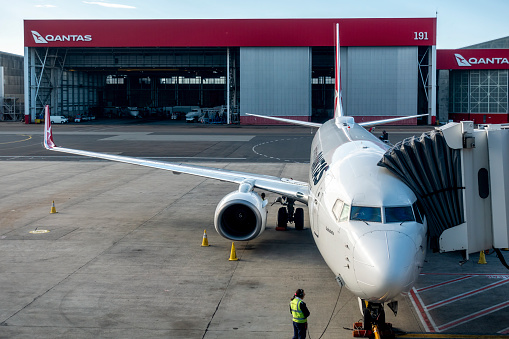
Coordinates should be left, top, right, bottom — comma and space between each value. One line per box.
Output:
312, 194, 320, 237
311, 182, 325, 238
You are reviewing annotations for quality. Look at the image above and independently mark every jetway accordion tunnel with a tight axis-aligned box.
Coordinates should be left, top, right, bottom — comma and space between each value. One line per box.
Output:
378, 129, 464, 250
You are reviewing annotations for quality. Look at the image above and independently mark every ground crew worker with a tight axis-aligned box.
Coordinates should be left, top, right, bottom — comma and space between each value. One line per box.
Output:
290, 288, 310, 339
379, 130, 389, 142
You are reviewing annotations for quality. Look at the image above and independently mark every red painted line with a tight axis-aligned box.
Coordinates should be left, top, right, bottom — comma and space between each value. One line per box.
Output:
498, 326, 509, 334
420, 272, 509, 276
427, 278, 509, 310
416, 275, 473, 293
409, 288, 436, 332
438, 300, 509, 332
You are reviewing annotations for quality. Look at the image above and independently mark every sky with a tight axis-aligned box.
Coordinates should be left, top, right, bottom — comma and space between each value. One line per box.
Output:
2, 0, 509, 56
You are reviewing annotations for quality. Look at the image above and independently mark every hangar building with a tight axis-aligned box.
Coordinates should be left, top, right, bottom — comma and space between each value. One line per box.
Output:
24, 18, 437, 124
437, 37, 509, 125
0, 52, 24, 121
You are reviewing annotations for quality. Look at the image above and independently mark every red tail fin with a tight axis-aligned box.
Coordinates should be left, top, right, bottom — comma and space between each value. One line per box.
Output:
44, 105, 56, 149
334, 23, 344, 118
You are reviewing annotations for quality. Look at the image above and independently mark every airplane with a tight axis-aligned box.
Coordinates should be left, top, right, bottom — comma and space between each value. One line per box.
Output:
43, 24, 428, 335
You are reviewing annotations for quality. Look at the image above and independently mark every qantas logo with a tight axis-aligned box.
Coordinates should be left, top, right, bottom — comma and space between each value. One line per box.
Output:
455, 53, 509, 67
31, 30, 92, 44
31, 31, 47, 43
454, 54, 471, 67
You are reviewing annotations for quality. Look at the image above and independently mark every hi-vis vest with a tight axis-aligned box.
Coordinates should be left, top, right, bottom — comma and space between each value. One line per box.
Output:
290, 297, 307, 323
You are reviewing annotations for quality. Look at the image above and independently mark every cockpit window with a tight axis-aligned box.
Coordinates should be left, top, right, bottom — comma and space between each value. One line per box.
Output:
332, 199, 343, 221
412, 201, 424, 224
385, 206, 415, 223
350, 206, 381, 223
339, 203, 350, 222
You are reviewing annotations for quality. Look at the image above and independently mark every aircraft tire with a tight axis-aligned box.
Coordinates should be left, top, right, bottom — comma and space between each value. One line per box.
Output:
294, 208, 304, 230
277, 207, 288, 228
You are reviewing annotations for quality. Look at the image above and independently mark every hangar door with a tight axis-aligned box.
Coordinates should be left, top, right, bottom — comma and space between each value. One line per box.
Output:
240, 47, 311, 118
345, 47, 418, 118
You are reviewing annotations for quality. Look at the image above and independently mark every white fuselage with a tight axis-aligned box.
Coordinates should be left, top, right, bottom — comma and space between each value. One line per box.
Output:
308, 117, 427, 303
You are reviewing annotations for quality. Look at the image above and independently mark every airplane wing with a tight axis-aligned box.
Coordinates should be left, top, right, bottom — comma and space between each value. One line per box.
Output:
43, 107, 310, 204
358, 114, 429, 127
245, 113, 322, 128
246, 112, 428, 128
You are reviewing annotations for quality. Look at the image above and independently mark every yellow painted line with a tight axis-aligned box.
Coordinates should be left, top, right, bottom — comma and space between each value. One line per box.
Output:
398, 334, 509, 338
0, 134, 32, 145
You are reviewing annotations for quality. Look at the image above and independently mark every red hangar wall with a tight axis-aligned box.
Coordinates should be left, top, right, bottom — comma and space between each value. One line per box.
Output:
24, 18, 437, 125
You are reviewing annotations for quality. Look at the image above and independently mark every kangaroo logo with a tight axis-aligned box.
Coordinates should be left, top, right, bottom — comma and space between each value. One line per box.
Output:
31, 31, 48, 44
454, 54, 471, 67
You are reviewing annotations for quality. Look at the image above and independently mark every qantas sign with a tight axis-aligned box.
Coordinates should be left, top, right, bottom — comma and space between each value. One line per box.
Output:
438, 50, 509, 70
455, 53, 509, 67
31, 30, 92, 44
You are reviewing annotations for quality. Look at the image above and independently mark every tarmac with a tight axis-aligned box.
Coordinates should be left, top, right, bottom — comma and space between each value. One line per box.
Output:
0, 120, 508, 338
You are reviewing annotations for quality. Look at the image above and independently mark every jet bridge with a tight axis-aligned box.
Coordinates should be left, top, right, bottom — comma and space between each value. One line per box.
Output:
378, 121, 509, 258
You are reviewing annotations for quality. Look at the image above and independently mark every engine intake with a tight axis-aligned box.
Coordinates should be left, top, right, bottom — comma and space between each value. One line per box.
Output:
214, 190, 267, 241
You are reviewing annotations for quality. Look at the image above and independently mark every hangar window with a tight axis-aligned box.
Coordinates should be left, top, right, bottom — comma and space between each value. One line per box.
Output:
203, 77, 226, 85
312, 76, 335, 85
179, 76, 201, 84
160, 77, 178, 85
139, 77, 151, 85
450, 70, 508, 114
106, 75, 125, 85
470, 70, 508, 113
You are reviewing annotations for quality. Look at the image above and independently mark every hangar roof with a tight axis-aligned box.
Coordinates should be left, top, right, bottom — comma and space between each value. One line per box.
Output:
25, 18, 436, 48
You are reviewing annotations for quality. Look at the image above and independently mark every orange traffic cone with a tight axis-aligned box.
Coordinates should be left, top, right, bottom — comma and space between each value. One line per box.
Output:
229, 242, 239, 261
50, 200, 57, 214
201, 230, 209, 247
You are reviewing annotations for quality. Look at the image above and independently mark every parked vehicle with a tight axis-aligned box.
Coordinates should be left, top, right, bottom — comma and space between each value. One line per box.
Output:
50, 116, 68, 124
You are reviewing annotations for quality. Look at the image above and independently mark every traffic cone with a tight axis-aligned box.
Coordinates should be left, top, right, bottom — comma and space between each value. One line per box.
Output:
229, 242, 239, 261
50, 200, 57, 214
201, 230, 209, 247
478, 250, 487, 264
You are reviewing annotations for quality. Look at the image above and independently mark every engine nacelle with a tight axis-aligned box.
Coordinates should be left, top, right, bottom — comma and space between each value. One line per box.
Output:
214, 189, 267, 241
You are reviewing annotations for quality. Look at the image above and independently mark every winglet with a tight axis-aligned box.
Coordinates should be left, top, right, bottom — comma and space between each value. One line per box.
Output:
44, 105, 56, 149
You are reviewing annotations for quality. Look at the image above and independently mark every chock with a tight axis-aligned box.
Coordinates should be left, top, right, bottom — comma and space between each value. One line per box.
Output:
478, 250, 487, 264
229, 242, 239, 261
50, 200, 57, 214
201, 230, 209, 247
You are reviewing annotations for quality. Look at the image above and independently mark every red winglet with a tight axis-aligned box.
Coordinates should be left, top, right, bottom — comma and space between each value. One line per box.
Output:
44, 105, 56, 149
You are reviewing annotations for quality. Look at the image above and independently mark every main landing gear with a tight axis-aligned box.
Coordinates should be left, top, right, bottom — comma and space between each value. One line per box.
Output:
353, 300, 397, 339
272, 196, 304, 231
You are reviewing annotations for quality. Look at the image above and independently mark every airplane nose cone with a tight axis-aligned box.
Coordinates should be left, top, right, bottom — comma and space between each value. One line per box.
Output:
353, 231, 417, 302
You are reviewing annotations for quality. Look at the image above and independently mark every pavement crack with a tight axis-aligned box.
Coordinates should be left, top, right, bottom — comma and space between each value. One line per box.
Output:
202, 243, 246, 339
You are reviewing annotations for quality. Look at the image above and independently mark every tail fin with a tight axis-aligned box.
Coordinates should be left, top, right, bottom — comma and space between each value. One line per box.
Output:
44, 105, 56, 149
334, 23, 344, 118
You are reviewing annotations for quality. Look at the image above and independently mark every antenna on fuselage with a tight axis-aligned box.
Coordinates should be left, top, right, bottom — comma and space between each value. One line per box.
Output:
334, 23, 344, 118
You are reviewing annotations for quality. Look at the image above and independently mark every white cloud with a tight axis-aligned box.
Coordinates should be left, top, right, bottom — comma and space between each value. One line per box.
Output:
83, 1, 136, 9
35, 4, 57, 7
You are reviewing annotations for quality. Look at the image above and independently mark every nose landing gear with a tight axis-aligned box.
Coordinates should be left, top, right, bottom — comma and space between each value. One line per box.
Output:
353, 300, 396, 339
272, 196, 304, 231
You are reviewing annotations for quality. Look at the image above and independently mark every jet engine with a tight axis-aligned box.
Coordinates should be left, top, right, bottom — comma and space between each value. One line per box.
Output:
214, 182, 267, 241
